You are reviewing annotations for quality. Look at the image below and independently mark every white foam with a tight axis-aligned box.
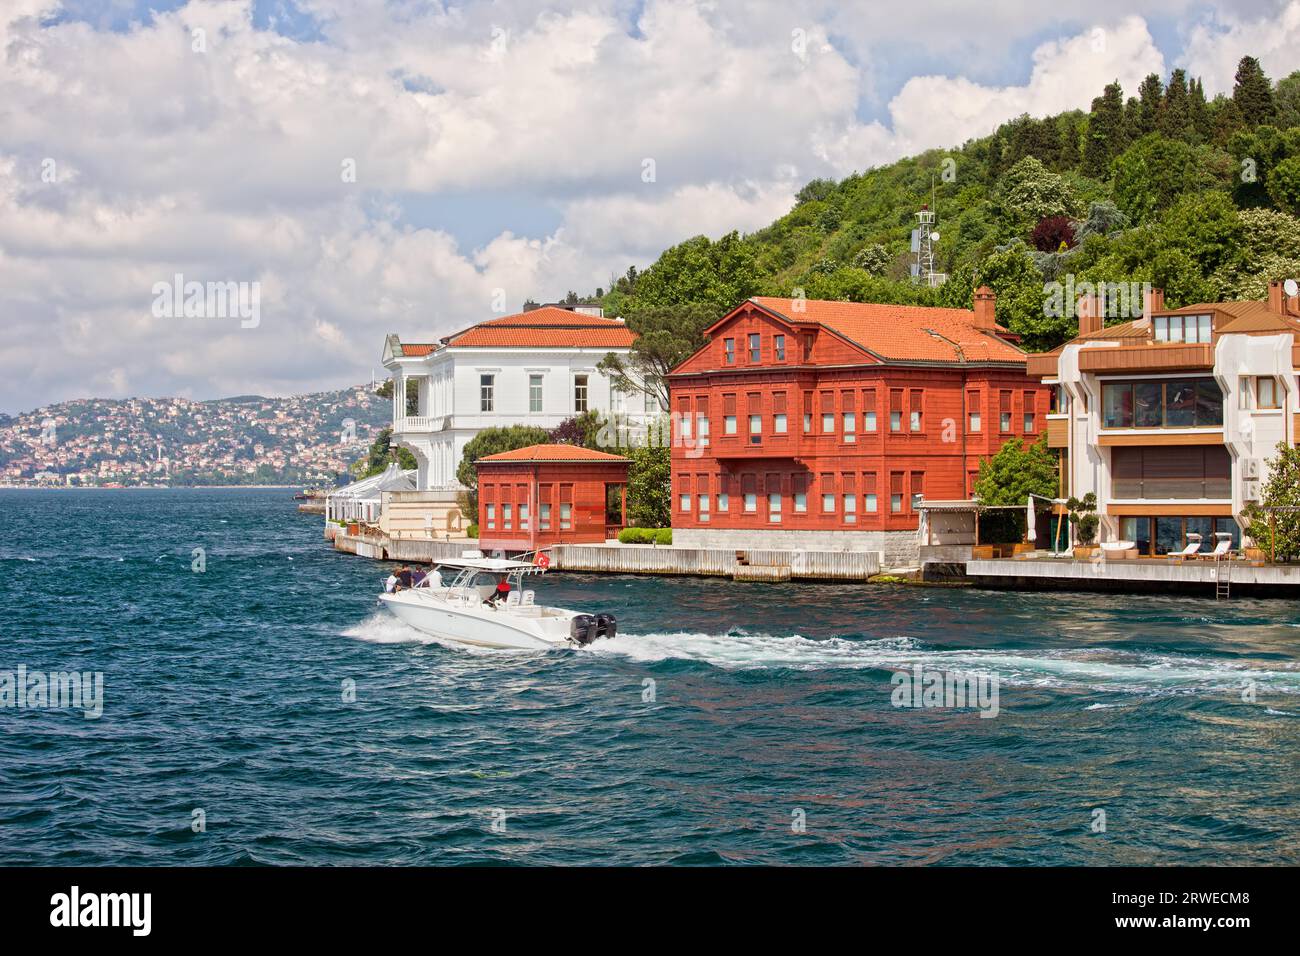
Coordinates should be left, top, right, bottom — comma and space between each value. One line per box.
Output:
586, 631, 1300, 696
341, 612, 434, 645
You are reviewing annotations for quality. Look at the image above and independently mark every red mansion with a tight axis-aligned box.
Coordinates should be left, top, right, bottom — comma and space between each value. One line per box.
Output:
666, 289, 1047, 563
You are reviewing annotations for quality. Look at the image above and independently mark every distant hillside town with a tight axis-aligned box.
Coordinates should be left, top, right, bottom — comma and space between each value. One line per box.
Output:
0, 386, 389, 487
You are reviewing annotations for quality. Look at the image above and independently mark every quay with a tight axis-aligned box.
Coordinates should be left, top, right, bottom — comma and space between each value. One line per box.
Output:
327, 527, 883, 582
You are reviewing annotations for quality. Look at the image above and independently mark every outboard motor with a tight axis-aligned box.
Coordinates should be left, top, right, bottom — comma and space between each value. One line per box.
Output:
570, 614, 597, 646
595, 613, 617, 641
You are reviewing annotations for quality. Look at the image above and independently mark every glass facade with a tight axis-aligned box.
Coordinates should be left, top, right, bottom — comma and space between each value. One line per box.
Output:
1101, 378, 1222, 428
1119, 516, 1240, 556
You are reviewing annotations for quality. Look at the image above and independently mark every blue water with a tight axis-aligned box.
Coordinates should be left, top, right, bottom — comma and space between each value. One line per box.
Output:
2, 488, 1298, 865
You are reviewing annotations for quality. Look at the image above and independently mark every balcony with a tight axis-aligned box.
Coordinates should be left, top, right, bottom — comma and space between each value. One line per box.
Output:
394, 415, 449, 433
1112, 477, 1231, 500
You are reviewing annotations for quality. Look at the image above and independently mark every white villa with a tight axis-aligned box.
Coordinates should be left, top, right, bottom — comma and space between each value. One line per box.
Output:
381, 305, 657, 494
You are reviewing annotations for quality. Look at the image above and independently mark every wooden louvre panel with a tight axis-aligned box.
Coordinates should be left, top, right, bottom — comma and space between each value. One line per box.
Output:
890, 472, 904, 493
741, 473, 757, 496
820, 391, 835, 413
696, 395, 708, 415
889, 389, 903, 412
841, 389, 855, 412
723, 393, 736, 416
909, 390, 922, 413
803, 391, 814, 415
910, 472, 923, 496
772, 391, 788, 414
1112, 445, 1230, 478
862, 388, 877, 413
864, 473, 877, 494
999, 390, 1012, 412
747, 391, 761, 413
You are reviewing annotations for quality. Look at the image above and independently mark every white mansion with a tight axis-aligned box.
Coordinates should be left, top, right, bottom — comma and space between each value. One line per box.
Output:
381, 305, 657, 491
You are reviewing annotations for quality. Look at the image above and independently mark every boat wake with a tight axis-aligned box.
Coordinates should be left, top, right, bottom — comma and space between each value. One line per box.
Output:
586, 630, 1300, 696
342, 612, 435, 645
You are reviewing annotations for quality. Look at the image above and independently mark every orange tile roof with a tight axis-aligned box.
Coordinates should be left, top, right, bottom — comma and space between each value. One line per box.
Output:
749, 297, 1027, 365
444, 306, 636, 349
400, 343, 439, 356
478, 443, 630, 463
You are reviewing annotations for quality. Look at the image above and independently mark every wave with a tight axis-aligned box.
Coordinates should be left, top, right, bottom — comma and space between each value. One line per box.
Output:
586, 630, 1300, 696
339, 613, 542, 657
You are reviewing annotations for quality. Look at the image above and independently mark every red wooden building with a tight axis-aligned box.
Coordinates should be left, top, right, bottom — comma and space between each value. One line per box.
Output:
476, 444, 630, 552
667, 289, 1048, 557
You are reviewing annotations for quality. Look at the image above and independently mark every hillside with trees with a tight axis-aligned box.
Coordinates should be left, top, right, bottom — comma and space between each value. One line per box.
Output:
593, 56, 1300, 388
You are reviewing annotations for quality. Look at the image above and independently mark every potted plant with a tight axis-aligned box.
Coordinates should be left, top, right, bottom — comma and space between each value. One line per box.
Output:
1067, 493, 1098, 559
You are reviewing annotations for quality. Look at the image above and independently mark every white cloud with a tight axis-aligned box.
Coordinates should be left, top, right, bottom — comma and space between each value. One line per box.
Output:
1182, 0, 1300, 95
0, 0, 1265, 412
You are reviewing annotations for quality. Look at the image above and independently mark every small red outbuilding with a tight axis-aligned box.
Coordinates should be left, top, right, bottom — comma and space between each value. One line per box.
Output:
476, 444, 631, 552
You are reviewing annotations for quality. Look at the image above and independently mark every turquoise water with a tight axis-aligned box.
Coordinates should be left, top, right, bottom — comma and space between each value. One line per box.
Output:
2, 487, 1298, 865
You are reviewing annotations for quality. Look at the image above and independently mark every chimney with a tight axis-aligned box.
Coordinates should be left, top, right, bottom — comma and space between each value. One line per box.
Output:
1268, 280, 1285, 313
1150, 287, 1164, 312
972, 286, 996, 328
1077, 294, 1102, 336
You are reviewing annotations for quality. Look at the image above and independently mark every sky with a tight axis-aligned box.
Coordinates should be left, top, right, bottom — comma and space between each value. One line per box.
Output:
2, 0, 1299, 413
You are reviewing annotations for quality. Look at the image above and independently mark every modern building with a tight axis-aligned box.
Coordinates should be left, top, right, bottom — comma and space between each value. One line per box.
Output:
476, 444, 630, 552
1028, 283, 1300, 555
382, 305, 654, 491
666, 289, 1048, 564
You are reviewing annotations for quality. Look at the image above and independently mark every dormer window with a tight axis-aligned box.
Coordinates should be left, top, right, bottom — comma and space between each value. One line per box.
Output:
748, 333, 761, 362
1154, 314, 1211, 344
724, 338, 735, 364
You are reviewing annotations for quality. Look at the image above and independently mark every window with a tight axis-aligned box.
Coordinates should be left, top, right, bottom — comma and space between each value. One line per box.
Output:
529, 373, 543, 413
803, 392, 813, 433
865, 474, 878, 513
724, 338, 735, 364
698, 494, 710, 522
480, 373, 495, 412
680, 493, 691, 512
1258, 377, 1281, 409
724, 393, 737, 435
1101, 378, 1223, 428
697, 413, 710, 444
678, 397, 692, 440
889, 389, 903, 431
843, 494, 856, 523
967, 390, 981, 431
843, 412, 855, 442
863, 390, 877, 432
574, 374, 588, 413
560, 503, 572, 530
794, 483, 807, 513
999, 390, 1012, 432
540, 502, 551, 530
718, 491, 729, 512
821, 391, 834, 434
821, 473, 834, 513
519, 502, 529, 531
749, 414, 762, 443
774, 334, 786, 361
748, 333, 761, 362
890, 473, 904, 513
768, 491, 782, 523
1023, 391, 1036, 433
744, 492, 757, 512
502, 503, 512, 530
743, 475, 757, 513
1154, 313, 1212, 344
773, 392, 787, 434
1239, 376, 1252, 410
909, 390, 923, 432
486, 503, 496, 529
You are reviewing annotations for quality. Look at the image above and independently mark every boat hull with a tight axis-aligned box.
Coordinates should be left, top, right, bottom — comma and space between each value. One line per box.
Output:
378, 592, 571, 650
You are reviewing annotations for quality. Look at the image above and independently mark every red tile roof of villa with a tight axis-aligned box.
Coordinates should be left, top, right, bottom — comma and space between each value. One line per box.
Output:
479, 444, 630, 463
399, 343, 439, 356
443, 306, 636, 349
747, 296, 1027, 365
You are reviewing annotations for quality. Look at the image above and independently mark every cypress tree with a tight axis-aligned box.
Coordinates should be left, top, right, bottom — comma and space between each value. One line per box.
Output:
1137, 73, 1164, 135
1159, 69, 1195, 141
1233, 55, 1276, 127
1189, 78, 1212, 143
1083, 81, 1125, 177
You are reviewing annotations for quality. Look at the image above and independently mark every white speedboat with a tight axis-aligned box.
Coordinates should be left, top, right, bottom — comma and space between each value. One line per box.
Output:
377, 553, 617, 650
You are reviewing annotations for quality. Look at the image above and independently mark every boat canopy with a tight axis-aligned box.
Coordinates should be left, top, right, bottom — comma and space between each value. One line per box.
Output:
434, 557, 543, 573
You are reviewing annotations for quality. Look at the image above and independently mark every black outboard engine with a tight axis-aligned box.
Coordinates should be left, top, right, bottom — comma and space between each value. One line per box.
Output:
570, 614, 598, 645
595, 613, 617, 641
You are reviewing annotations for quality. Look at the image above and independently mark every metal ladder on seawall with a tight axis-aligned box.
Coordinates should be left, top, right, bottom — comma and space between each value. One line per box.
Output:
1213, 557, 1231, 601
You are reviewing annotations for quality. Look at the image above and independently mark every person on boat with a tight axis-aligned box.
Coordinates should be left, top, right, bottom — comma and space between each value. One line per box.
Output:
396, 565, 413, 589
410, 566, 426, 587
384, 570, 398, 594
485, 574, 511, 606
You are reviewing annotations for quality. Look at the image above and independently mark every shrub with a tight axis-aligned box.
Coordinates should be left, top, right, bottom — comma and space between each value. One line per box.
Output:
654, 528, 672, 545
466, 523, 478, 539
618, 527, 671, 544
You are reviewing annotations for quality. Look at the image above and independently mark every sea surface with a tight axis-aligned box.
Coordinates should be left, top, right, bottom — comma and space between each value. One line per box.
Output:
2, 487, 1298, 866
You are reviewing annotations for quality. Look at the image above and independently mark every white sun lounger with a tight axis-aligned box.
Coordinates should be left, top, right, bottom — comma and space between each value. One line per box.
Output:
1169, 532, 1202, 561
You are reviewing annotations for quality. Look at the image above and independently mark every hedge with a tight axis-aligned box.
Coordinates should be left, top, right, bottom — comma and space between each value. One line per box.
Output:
618, 527, 672, 545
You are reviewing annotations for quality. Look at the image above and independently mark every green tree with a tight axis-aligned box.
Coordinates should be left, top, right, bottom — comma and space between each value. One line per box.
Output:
1189, 78, 1213, 143
1002, 156, 1077, 224
1266, 156, 1300, 215
973, 436, 1059, 543
1242, 442, 1300, 561
852, 243, 891, 275
1111, 134, 1230, 223
1083, 81, 1126, 177
1274, 71, 1300, 129
975, 243, 1064, 350
1233, 55, 1276, 128
1136, 73, 1164, 135
626, 444, 670, 528
627, 231, 761, 315
1159, 69, 1195, 141
598, 301, 716, 410
455, 424, 551, 514
352, 426, 417, 480
373, 377, 418, 414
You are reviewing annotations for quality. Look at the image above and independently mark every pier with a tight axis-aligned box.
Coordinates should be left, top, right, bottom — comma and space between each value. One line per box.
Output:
330, 530, 883, 581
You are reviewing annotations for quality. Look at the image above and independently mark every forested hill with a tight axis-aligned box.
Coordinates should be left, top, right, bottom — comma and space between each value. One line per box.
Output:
592, 56, 1300, 355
